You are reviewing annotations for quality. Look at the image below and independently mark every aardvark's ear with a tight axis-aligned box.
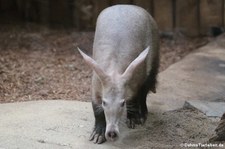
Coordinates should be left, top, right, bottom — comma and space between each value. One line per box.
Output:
121, 46, 149, 81
77, 47, 109, 85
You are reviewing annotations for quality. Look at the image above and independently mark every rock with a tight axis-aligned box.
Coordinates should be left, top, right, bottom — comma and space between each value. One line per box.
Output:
183, 100, 225, 117
210, 112, 225, 141
148, 35, 225, 112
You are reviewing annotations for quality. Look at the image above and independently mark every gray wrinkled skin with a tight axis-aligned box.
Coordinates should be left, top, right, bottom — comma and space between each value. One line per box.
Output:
78, 5, 159, 144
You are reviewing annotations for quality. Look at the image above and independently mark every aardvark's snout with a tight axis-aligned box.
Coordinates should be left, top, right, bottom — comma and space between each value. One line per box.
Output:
105, 125, 119, 141
106, 131, 118, 141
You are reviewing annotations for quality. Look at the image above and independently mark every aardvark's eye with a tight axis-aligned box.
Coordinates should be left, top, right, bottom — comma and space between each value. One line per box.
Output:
102, 100, 107, 107
121, 100, 125, 107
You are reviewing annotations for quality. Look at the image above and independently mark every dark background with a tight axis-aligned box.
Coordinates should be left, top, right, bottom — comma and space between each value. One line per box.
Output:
0, 0, 224, 36
0, 0, 220, 102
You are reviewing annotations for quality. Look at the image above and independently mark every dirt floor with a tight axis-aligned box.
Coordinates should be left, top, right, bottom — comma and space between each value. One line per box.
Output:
0, 24, 211, 103
122, 108, 222, 148
0, 24, 224, 147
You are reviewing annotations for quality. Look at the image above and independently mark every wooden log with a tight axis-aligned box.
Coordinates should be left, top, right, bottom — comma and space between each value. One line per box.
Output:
154, 0, 173, 32
38, 0, 50, 24
222, 0, 225, 28
133, 0, 153, 14
92, 0, 109, 27
110, 0, 131, 5
74, 0, 94, 29
0, 0, 14, 11
210, 112, 225, 141
200, 0, 223, 35
15, 0, 26, 19
176, 0, 199, 36
49, 0, 73, 26
15, 0, 37, 21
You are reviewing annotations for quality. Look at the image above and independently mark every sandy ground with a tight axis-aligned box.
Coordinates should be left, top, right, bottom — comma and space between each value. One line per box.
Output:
0, 24, 210, 103
0, 24, 224, 148
126, 108, 221, 148
0, 100, 223, 148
